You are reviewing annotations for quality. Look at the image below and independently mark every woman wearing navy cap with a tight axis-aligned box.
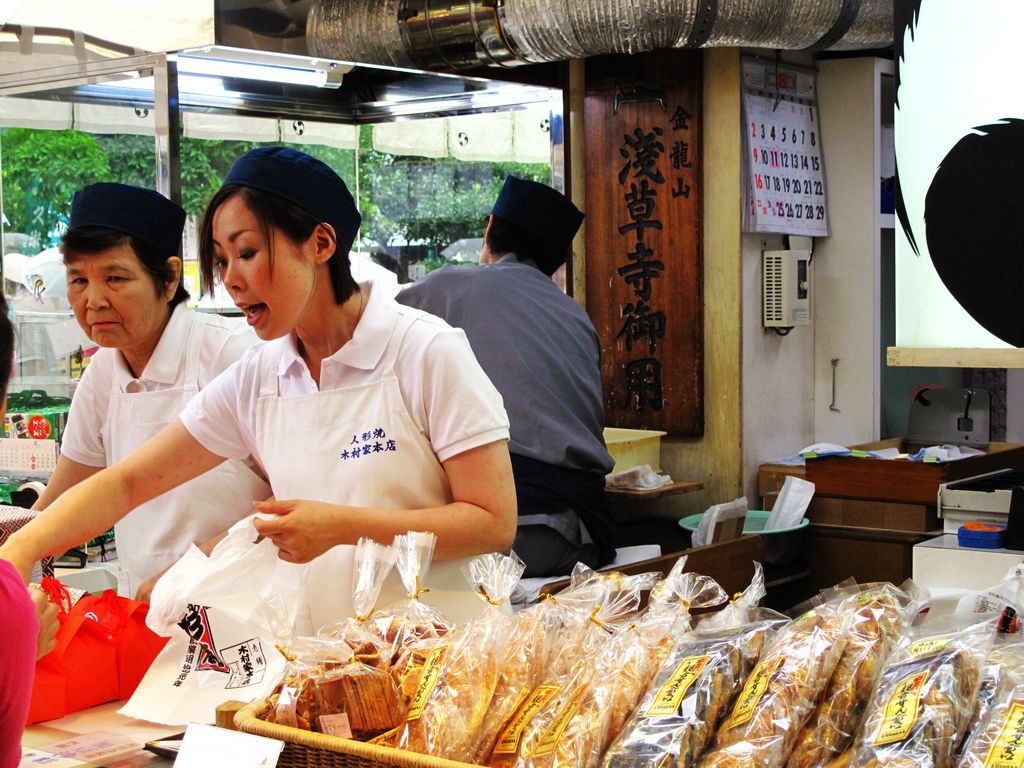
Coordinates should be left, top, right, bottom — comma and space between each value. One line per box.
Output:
30, 182, 270, 601
4, 150, 515, 624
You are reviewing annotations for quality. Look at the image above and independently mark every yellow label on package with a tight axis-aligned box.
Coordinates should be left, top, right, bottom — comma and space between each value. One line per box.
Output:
532, 686, 587, 757
405, 644, 450, 721
644, 655, 712, 717
493, 685, 560, 754
983, 702, 1024, 768
908, 637, 949, 659
873, 670, 929, 745
727, 656, 785, 729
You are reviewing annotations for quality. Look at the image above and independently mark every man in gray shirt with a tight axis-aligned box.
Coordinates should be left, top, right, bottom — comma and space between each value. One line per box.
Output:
397, 176, 616, 577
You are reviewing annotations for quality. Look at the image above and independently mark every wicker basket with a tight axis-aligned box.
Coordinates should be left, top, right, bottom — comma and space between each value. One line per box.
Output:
234, 702, 482, 768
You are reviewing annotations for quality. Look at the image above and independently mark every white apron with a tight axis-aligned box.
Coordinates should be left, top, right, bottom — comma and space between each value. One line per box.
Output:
108, 313, 272, 597
253, 311, 486, 632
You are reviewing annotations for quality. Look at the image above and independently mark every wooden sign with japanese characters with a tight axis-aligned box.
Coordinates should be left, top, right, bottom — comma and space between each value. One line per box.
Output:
742, 57, 829, 236
584, 50, 703, 436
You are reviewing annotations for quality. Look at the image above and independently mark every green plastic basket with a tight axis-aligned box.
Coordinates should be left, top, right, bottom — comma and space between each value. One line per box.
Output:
678, 510, 808, 566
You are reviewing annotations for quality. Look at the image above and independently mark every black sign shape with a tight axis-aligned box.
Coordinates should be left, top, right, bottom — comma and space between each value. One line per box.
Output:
924, 119, 1024, 347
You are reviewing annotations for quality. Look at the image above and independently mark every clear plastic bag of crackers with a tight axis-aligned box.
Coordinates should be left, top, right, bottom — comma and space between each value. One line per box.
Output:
394, 551, 524, 762
787, 581, 924, 768
516, 557, 729, 768
263, 634, 406, 740
557, 559, 733, 768
468, 562, 572, 765
318, 537, 397, 672
372, 531, 453, 677
697, 584, 857, 768
957, 628, 1024, 759
848, 614, 996, 768
698, 561, 770, 632
487, 569, 654, 768
958, 681, 1024, 768
602, 563, 789, 768
639, 556, 731, 668
543, 564, 661, 682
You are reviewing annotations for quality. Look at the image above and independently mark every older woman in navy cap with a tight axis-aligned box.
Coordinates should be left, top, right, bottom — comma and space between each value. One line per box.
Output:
399, 176, 617, 579
4, 150, 515, 624
29, 182, 270, 601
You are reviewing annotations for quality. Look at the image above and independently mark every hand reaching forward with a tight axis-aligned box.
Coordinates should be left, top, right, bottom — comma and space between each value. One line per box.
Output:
251, 499, 340, 563
28, 584, 59, 659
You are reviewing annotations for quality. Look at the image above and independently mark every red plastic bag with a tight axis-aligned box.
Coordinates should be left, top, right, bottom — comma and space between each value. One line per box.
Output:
111, 594, 169, 699
26, 582, 167, 724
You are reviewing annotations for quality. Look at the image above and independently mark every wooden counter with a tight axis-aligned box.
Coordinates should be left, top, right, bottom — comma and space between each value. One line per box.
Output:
538, 534, 763, 601
23, 700, 179, 765
767, 441, 1024, 594
605, 479, 703, 500
804, 440, 1024, 504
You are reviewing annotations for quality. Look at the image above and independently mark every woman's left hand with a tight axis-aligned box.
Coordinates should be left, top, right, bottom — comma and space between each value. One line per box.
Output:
251, 499, 340, 562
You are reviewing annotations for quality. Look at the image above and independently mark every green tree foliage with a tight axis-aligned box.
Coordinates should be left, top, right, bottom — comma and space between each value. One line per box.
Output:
1, 128, 112, 245
2, 123, 550, 265
356, 123, 550, 254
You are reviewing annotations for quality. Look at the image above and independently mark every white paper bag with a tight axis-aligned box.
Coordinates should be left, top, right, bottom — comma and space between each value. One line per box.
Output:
692, 497, 748, 547
119, 516, 301, 725
764, 475, 815, 530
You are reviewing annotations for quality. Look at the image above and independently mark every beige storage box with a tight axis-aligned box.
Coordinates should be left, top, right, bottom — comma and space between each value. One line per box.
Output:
603, 427, 667, 473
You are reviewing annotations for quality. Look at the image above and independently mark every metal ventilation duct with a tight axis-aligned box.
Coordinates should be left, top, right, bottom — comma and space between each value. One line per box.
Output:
307, 0, 894, 70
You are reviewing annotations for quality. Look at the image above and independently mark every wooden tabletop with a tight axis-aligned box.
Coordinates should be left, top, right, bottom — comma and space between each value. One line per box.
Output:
605, 479, 703, 499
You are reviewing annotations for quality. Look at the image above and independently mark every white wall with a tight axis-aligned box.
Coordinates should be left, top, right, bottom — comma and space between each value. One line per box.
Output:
741, 232, 815, 505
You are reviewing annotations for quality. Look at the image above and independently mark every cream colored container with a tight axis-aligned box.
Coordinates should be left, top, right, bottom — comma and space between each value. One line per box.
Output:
603, 427, 667, 473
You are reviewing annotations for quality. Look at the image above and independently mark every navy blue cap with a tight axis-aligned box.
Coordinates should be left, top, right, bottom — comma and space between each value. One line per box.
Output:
222, 147, 361, 255
492, 175, 584, 257
69, 183, 185, 256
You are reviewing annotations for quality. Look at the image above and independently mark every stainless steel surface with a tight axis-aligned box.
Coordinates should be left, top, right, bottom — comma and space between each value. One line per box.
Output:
397, 0, 522, 69
0, 48, 554, 125
153, 56, 182, 205
307, 0, 892, 71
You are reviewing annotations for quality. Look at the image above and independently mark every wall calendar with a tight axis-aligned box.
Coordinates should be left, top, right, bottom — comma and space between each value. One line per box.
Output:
742, 57, 829, 236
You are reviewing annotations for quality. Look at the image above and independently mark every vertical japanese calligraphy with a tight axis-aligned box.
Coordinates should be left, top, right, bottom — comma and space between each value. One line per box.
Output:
741, 57, 829, 236
585, 51, 703, 436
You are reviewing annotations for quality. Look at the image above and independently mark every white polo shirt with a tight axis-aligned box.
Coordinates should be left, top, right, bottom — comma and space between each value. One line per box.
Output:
181, 281, 509, 467
61, 304, 259, 467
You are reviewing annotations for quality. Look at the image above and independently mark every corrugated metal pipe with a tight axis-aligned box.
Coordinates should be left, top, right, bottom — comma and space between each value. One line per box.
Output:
307, 0, 893, 71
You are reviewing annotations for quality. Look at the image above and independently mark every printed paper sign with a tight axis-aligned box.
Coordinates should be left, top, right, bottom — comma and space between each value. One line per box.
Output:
175, 723, 283, 768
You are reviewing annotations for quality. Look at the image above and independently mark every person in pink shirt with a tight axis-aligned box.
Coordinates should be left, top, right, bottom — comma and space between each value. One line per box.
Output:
0, 293, 59, 767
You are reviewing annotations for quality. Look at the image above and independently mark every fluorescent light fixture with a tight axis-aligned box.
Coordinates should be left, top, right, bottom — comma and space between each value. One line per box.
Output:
101, 74, 229, 97
175, 55, 341, 89
469, 88, 552, 110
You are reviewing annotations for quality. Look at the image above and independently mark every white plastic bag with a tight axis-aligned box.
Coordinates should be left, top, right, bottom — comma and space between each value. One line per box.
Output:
954, 562, 1024, 620
119, 516, 301, 725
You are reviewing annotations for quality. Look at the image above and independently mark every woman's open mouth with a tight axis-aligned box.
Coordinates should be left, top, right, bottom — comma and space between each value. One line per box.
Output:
241, 303, 267, 326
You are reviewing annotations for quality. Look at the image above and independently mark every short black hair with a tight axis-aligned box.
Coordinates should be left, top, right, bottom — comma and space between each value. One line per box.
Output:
61, 227, 189, 308
0, 294, 12, 400
199, 185, 358, 306
485, 215, 568, 276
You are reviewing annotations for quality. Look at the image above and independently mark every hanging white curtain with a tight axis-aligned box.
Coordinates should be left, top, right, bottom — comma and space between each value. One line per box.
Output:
73, 103, 155, 135
183, 112, 279, 141
0, 97, 72, 130
447, 112, 513, 162
280, 119, 357, 150
512, 106, 552, 164
372, 116, 447, 158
